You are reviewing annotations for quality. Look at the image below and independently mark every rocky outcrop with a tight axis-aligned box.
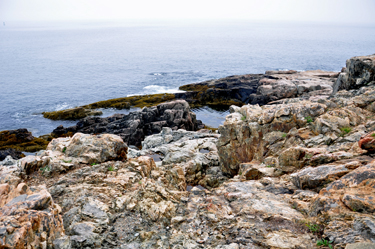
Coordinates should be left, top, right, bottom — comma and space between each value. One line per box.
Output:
12, 132, 312, 248
43, 70, 338, 121
20, 132, 128, 176
0, 168, 64, 248
215, 59, 375, 247
128, 127, 227, 188
0, 129, 49, 152
217, 101, 328, 177
2, 54, 375, 248
333, 54, 375, 94
52, 100, 204, 147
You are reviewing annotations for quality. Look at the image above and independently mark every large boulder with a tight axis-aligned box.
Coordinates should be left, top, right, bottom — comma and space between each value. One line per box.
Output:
129, 127, 227, 188
333, 54, 375, 94
52, 100, 204, 147
217, 101, 327, 176
20, 133, 128, 176
48, 133, 128, 164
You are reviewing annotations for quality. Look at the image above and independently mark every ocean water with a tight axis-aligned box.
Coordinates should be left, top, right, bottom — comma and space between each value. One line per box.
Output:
1, 20, 374, 136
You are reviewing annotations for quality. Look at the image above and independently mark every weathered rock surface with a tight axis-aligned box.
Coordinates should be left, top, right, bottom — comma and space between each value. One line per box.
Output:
44, 70, 338, 121
215, 59, 375, 247
359, 132, 375, 153
129, 127, 227, 188
0, 168, 64, 248
52, 100, 204, 147
25, 155, 312, 249
333, 54, 375, 94
2, 54, 375, 248
20, 132, 127, 176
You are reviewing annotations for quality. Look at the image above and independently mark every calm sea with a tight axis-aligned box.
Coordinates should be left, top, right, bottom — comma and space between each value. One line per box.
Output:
1, 20, 374, 136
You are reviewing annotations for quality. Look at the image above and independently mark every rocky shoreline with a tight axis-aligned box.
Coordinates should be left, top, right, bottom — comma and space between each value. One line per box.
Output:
0, 54, 374, 248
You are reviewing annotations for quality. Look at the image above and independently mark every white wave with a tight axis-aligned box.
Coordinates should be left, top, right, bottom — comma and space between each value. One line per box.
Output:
55, 102, 74, 111
143, 85, 185, 94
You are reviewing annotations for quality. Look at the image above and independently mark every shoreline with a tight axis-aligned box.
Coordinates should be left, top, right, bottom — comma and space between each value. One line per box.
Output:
0, 54, 374, 248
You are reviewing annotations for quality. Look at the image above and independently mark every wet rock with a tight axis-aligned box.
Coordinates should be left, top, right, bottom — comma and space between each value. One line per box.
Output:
0, 148, 24, 161
43, 106, 102, 120
178, 70, 337, 108
52, 100, 204, 147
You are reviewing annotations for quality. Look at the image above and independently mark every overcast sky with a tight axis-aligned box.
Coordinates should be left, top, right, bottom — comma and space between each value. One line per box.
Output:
1, 0, 374, 24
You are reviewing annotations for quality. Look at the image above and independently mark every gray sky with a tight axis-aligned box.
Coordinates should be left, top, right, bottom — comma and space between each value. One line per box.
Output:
1, 0, 374, 24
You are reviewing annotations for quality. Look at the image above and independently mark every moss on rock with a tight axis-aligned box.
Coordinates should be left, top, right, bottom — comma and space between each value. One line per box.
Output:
83, 93, 175, 109
179, 83, 211, 92
43, 107, 102, 121
43, 94, 175, 121
0, 129, 49, 152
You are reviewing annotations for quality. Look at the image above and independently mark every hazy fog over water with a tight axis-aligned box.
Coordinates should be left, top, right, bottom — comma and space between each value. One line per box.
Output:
1, 0, 375, 25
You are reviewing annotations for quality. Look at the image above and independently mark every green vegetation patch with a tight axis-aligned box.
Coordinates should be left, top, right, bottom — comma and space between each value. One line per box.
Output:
340, 126, 352, 136
316, 239, 333, 248
305, 222, 320, 233
305, 116, 314, 123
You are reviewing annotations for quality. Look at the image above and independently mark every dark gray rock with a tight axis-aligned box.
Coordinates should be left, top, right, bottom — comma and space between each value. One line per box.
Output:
52, 100, 204, 147
0, 148, 24, 161
332, 54, 375, 94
